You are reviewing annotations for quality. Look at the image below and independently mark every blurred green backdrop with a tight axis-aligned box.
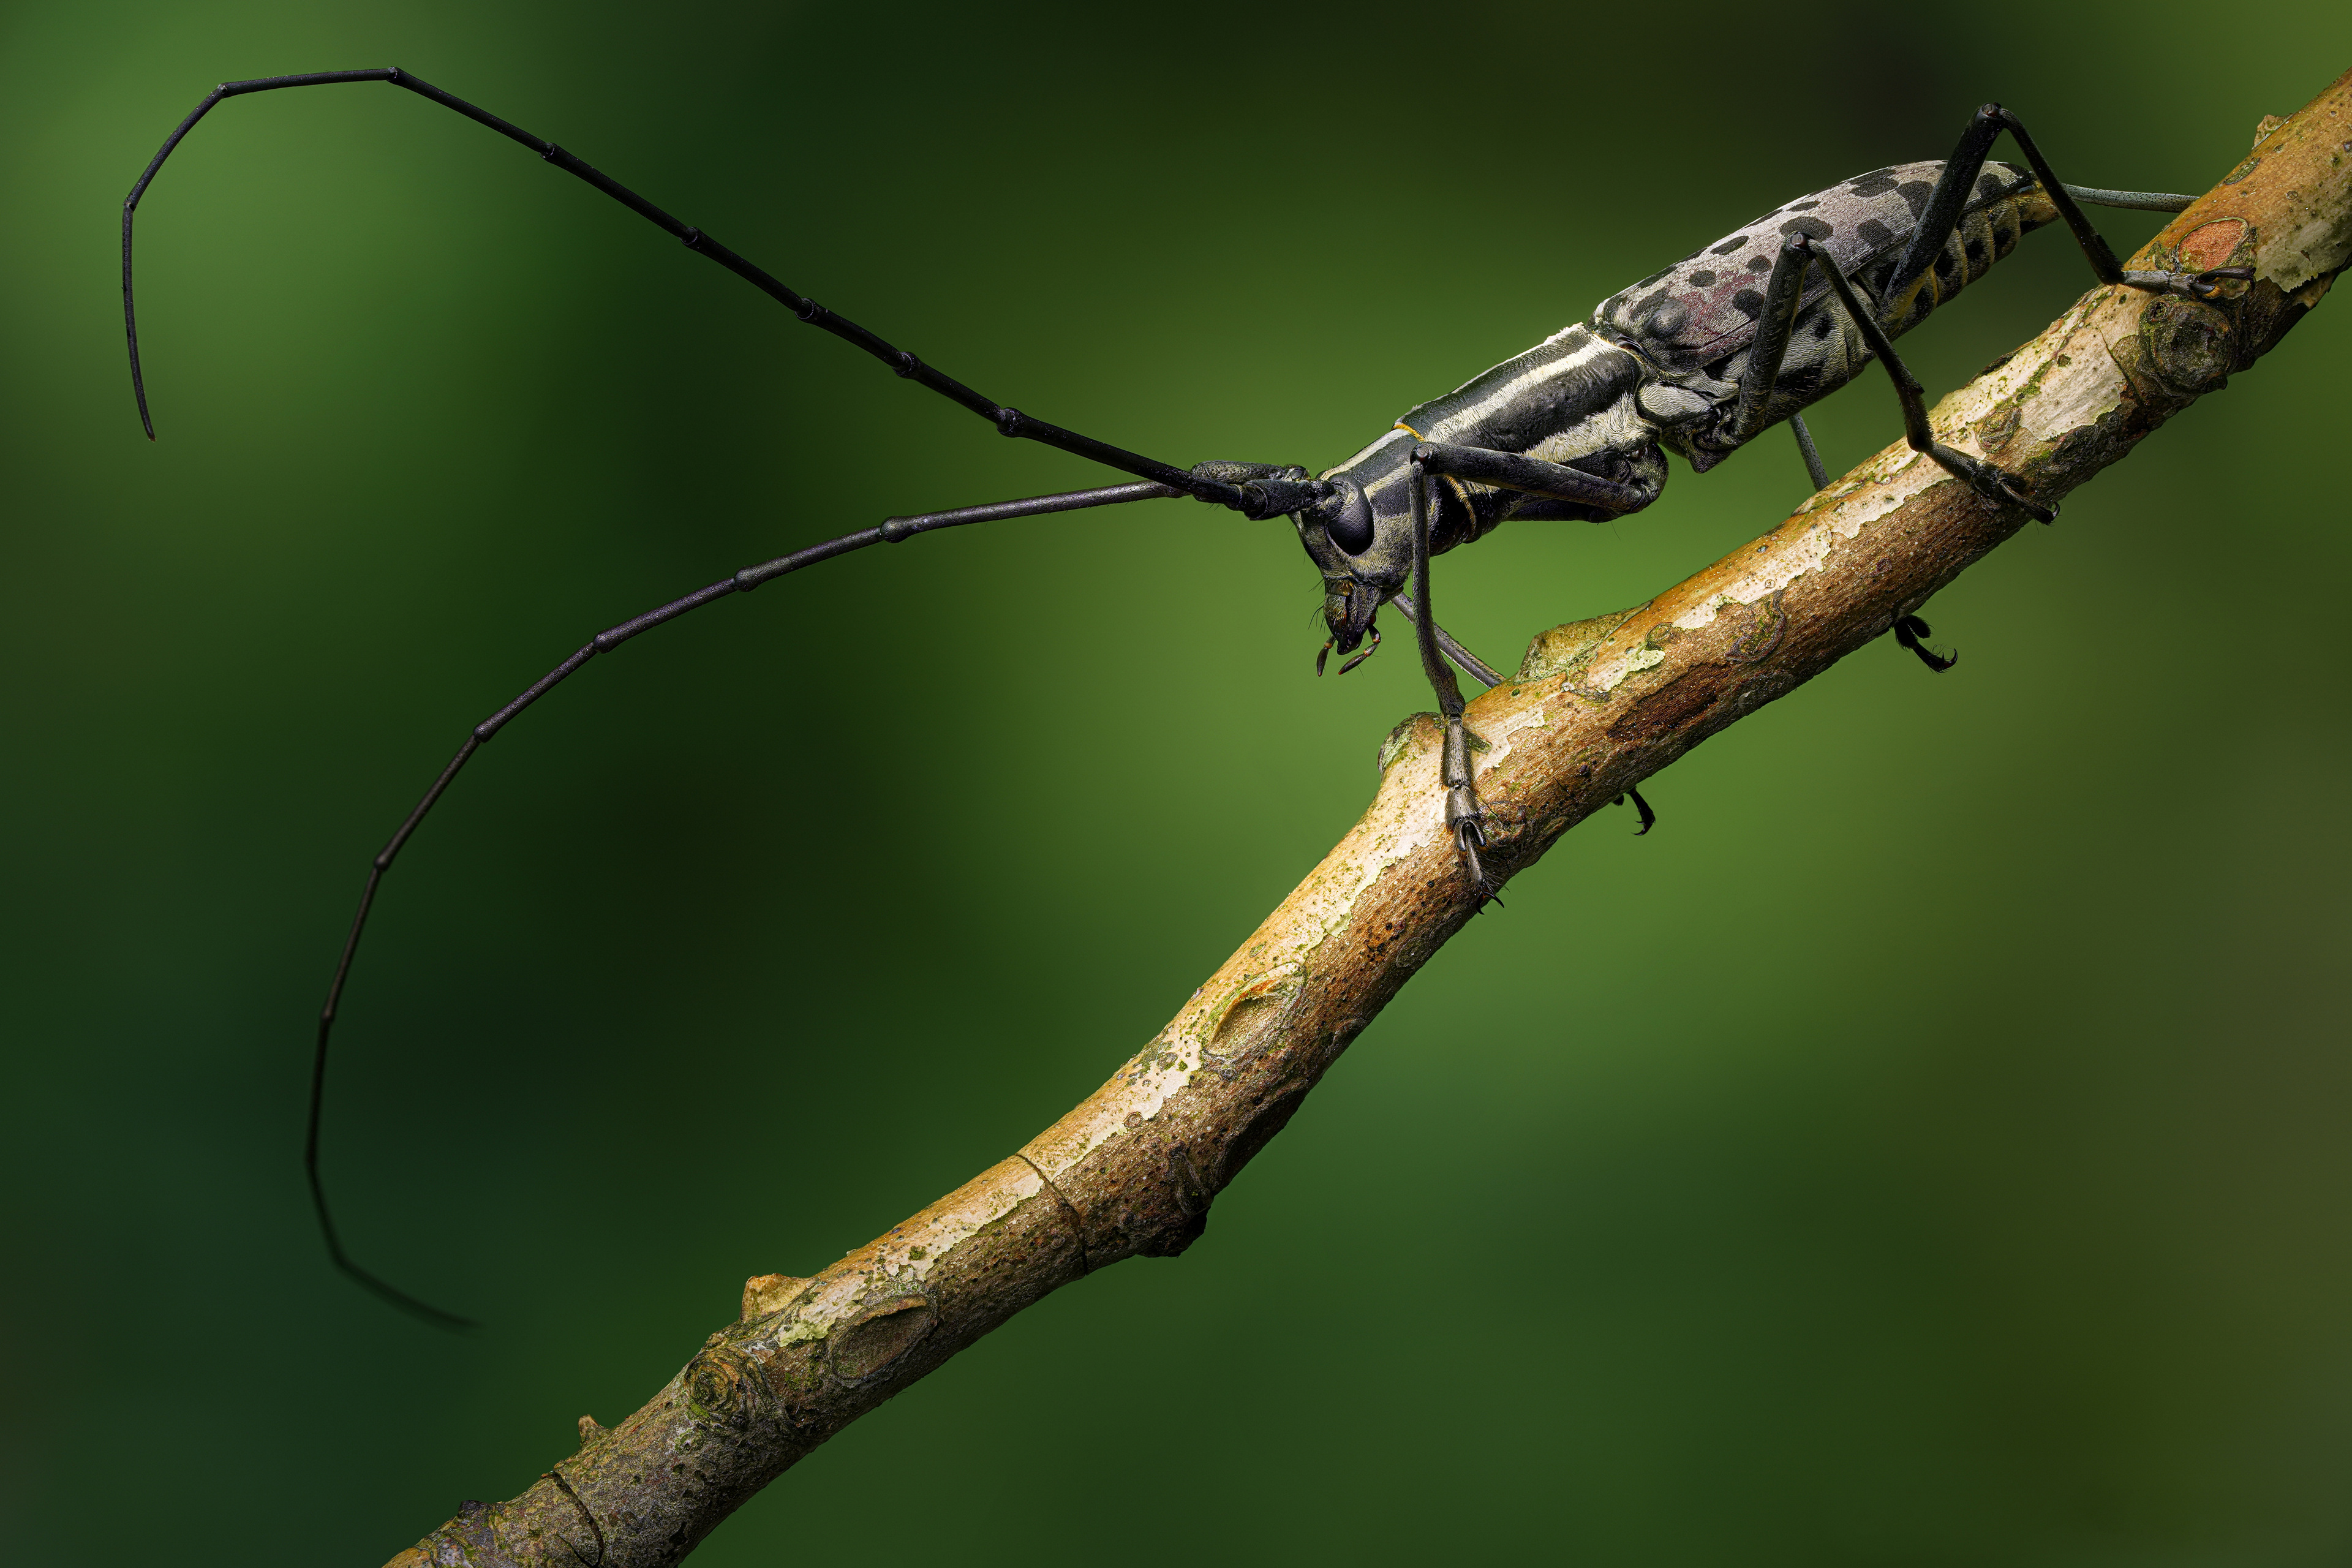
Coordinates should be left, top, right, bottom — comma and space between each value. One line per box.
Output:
3, 3, 2348, 1563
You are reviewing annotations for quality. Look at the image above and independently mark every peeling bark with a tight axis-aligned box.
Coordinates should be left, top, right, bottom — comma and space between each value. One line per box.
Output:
388, 69, 2351, 1568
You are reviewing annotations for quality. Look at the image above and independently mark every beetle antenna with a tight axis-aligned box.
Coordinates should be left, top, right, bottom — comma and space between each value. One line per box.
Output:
298, 481, 1186, 1320
121, 69, 1242, 511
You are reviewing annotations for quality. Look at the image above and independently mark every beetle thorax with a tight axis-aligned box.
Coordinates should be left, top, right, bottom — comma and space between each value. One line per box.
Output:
1296, 325, 1656, 652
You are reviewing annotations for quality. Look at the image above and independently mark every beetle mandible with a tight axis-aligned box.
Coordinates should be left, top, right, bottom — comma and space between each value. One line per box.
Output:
122, 70, 2239, 1324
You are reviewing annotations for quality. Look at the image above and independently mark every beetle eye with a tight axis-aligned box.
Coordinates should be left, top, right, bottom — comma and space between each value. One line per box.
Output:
1326, 489, 1374, 555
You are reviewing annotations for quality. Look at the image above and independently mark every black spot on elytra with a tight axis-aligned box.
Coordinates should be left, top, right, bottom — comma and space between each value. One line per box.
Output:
1848, 168, 1901, 198
1976, 172, 2007, 200
1897, 181, 1934, 217
1746, 254, 1772, 273
1634, 268, 1672, 290
1689, 270, 1716, 287
1630, 289, 1672, 320
1711, 235, 1747, 255
1964, 235, 1987, 267
1778, 363, 1823, 393
1731, 288, 1765, 319
1785, 198, 1819, 211
1856, 218, 1893, 249
1934, 248, 1961, 284
1779, 216, 1833, 242
1809, 312, 1833, 340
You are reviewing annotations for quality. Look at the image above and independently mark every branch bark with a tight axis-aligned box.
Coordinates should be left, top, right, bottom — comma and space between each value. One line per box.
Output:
391, 70, 2350, 1568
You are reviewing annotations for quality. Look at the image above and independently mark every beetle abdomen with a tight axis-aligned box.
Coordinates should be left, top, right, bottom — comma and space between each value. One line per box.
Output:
1593, 160, 2056, 377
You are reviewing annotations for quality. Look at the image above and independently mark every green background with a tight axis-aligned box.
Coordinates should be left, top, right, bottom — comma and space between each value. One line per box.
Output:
4, 2, 2348, 1562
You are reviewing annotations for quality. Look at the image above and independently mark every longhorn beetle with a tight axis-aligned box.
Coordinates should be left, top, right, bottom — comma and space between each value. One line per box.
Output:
122, 70, 2244, 1327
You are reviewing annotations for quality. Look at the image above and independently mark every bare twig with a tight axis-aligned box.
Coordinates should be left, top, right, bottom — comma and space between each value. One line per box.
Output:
388, 69, 2350, 1568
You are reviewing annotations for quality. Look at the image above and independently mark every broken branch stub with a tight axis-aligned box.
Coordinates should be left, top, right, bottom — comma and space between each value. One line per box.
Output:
388, 69, 2350, 1568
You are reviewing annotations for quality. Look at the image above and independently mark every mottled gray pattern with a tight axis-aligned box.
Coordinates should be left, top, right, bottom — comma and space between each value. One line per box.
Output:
1593, 159, 2046, 377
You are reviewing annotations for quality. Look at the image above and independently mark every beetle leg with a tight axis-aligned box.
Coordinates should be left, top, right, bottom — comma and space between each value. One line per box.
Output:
1789, 412, 1831, 491
1799, 236, 2060, 523
1400, 440, 1668, 899
1611, 786, 1658, 835
1893, 613, 1958, 673
1405, 453, 1491, 898
1721, 234, 1822, 448
1888, 104, 2245, 315
1716, 244, 1838, 488
1408, 442, 1652, 514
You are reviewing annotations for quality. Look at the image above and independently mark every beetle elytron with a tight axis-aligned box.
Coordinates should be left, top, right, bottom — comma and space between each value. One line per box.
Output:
123, 69, 2242, 1324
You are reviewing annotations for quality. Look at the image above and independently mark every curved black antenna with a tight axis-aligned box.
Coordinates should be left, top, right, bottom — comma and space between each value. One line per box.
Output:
119, 67, 1242, 515
307, 480, 1183, 1323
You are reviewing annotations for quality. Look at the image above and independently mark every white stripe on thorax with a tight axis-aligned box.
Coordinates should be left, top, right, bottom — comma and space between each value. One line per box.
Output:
1322, 425, 1415, 481
1416, 328, 1618, 440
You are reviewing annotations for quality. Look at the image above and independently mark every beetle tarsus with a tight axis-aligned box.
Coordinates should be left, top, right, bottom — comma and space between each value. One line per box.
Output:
1893, 614, 1958, 673
1612, 786, 1657, 836
1933, 443, 2059, 522
2123, 265, 2255, 300
1450, 795, 1494, 899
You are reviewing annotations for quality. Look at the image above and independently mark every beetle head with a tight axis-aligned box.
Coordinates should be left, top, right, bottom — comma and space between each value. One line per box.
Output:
1293, 467, 1420, 663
